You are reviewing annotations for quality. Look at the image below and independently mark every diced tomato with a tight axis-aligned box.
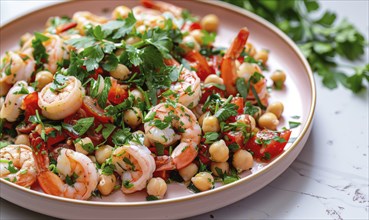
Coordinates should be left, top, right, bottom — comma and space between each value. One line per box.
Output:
200, 84, 225, 104
86, 129, 104, 146
149, 147, 169, 156
245, 129, 292, 161
46, 132, 67, 149
224, 131, 244, 151
108, 81, 129, 105
231, 97, 244, 115
153, 170, 169, 181
189, 22, 202, 31
237, 56, 245, 64
22, 92, 41, 121
198, 144, 211, 165
82, 96, 112, 123
16, 123, 37, 134
184, 51, 214, 81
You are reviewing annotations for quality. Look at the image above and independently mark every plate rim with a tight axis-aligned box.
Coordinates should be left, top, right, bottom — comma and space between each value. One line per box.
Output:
0, 0, 316, 207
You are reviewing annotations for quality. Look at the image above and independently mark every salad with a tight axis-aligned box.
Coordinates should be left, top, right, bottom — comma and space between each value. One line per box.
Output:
0, 0, 292, 201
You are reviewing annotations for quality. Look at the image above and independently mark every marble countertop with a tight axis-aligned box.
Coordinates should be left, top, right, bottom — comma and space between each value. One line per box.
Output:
1, 1, 368, 219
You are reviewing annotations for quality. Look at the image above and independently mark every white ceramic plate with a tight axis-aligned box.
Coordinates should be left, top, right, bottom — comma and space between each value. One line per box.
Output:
0, 0, 316, 219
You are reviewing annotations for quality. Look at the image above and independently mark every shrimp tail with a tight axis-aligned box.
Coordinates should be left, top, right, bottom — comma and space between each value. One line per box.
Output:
30, 132, 49, 173
221, 27, 250, 96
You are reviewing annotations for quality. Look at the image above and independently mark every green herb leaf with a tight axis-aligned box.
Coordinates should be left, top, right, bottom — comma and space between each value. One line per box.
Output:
73, 117, 94, 136
289, 121, 301, 129
204, 132, 219, 144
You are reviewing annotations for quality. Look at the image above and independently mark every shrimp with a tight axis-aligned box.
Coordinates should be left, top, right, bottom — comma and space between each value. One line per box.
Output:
221, 27, 250, 96
144, 103, 201, 170
140, 0, 183, 18
0, 81, 34, 122
38, 75, 83, 120
132, 6, 167, 31
164, 59, 201, 108
31, 137, 98, 200
112, 143, 155, 194
0, 51, 35, 85
221, 27, 268, 105
237, 62, 268, 106
42, 34, 69, 74
0, 144, 37, 187
72, 11, 107, 35
18, 33, 69, 74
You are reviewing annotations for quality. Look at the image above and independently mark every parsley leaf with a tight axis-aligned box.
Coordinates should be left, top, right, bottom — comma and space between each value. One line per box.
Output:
32, 32, 49, 66
72, 117, 94, 136
102, 12, 136, 39
204, 132, 219, 144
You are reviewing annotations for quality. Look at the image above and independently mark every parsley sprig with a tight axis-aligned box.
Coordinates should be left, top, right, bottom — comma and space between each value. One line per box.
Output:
223, 0, 368, 93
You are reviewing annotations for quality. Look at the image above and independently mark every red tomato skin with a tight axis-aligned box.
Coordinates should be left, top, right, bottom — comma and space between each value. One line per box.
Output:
22, 92, 41, 121
184, 51, 214, 81
231, 97, 244, 115
189, 22, 202, 31
198, 144, 211, 165
153, 170, 169, 181
245, 130, 292, 161
81, 96, 112, 123
224, 131, 244, 149
108, 83, 129, 105
200, 84, 225, 104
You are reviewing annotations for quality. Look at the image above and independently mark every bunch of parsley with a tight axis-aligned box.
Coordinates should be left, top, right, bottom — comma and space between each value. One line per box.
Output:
222, 0, 368, 93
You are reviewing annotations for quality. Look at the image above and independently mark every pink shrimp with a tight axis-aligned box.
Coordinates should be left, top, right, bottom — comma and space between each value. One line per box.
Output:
144, 103, 201, 171
31, 134, 98, 200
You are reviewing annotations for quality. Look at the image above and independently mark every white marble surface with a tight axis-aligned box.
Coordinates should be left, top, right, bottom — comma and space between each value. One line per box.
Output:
0, 0, 368, 219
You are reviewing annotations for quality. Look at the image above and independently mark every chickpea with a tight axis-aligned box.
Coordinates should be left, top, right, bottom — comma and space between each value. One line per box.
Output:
204, 74, 224, 85
245, 42, 256, 57
95, 145, 113, 164
178, 163, 198, 181
266, 102, 284, 119
236, 114, 256, 131
35, 71, 53, 90
201, 14, 219, 32
123, 107, 143, 129
132, 130, 150, 148
190, 29, 204, 45
130, 89, 144, 103
210, 162, 229, 177
232, 149, 253, 173
88, 155, 97, 163
110, 64, 131, 80
258, 112, 279, 130
74, 137, 94, 155
237, 62, 262, 79
235, 59, 241, 69
202, 116, 220, 133
180, 35, 200, 53
209, 140, 229, 163
147, 177, 167, 199
270, 70, 286, 88
112, 5, 131, 20
198, 112, 210, 127
14, 134, 30, 146
254, 49, 269, 65
191, 172, 214, 192
0, 82, 11, 97
98, 174, 117, 196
